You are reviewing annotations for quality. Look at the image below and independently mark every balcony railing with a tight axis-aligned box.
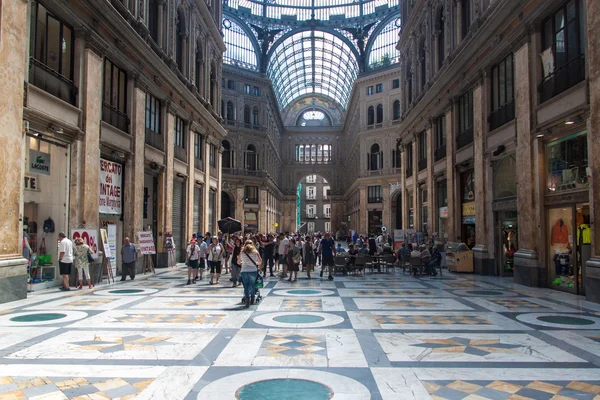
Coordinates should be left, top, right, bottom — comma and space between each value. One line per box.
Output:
488, 100, 515, 131
174, 146, 187, 162
434, 145, 446, 162
29, 58, 77, 105
418, 158, 427, 171
456, 127, 474, 150
539, 54, 585, 104
102, 102, 130, 133
145, 128, 164, 151
222, 168, 267, 178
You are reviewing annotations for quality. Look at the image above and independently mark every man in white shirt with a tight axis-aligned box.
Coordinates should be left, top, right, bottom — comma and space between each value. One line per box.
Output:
58, 232, 74, 291
278, 233, 290, 278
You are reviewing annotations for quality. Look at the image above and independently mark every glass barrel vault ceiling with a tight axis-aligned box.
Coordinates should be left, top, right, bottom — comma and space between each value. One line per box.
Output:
267, 30, 359, 109
222, 0, 401, 110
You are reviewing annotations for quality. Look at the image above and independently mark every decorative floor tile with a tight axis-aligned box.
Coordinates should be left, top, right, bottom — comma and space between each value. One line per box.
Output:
375, 332, 584, 363
349, 311, 529, 330
342, 281, 428, 289
151, 287, 272, 297
352, 298, 474, 311
27, 296, 142, 311
338, 289, 454, 298
7, 330, 218, 360
256, 297, 345, 312
463, 297, 577, 313
132, 296, 243, 310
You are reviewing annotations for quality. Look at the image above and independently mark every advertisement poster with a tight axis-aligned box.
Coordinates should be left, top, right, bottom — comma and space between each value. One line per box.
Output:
100, 228, 117, 277
137, 231, 156, 255
99, 158, 123, 215
393, 229, 405, 251
71, 229, 99, 257
107, 224, 117, 276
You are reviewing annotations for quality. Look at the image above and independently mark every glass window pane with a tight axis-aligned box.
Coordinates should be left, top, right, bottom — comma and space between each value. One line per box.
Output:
46, 15, 60, 72
61, 26, 72, 79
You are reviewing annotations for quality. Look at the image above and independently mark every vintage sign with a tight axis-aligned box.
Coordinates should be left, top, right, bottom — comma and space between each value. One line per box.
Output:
137, 231, 156, 255
24, 174, 40, 191
29, 150, 51, 176
99, 159, 123, 215
71, 229, 99, 256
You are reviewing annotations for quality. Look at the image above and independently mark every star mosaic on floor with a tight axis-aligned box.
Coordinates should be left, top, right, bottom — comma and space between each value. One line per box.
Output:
482, 298, 554, 310
422, 379, 600, 400
257, 333, 327, 358
69, 334, 172, 353
0, 376, 154, 400
411, 337, 521, 356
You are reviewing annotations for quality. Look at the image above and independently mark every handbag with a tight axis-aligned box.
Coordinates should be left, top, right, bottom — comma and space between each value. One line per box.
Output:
87, 249, 95, 263
292, 248, 301, 264
38, 238, 51, 265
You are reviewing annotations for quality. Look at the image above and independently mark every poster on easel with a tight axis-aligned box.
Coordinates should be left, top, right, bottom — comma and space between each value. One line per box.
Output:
165, 232, 177, 267
107, 224, 117, 274
137, 231, 156, 274
101, 228, 117, 280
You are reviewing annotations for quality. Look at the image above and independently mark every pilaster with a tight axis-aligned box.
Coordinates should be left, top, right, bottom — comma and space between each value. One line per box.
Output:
203, 137, 211, 233
128, 86, 147, 239
445, 104, 457, 241
426, 123, 434, 234
216, 146, 223, 227
382, 185, 391, 231
513, 41, 543, 287
359, 187, 367, 234
164, 110, 175, 234
585, 0, 600, 301
186, 123, 195, 241
412, 140, 419, 231
259, 189, 268, 233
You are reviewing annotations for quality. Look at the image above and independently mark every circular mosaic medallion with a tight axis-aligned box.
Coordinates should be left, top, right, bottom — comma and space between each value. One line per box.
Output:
516, 312, 600, 329
451, 289, 519, 297
197, 369, 370, 400
253, 312, 344, 328
273, 315, 325, 324
237, 379, 332, 400
93, 288, 158, 296
271, 289, 335, 297
0, 310, 88, 326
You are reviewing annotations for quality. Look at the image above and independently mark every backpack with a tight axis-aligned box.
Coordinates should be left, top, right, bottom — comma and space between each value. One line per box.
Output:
43, 217, 55, 233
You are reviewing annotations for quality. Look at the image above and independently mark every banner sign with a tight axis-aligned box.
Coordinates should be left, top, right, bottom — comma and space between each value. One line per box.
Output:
29, 149, 51, 176
71, 229, 99, 256
100, 228, 117, 277
137, 231, 156, 255
99, 159, 123, 215
107, 224, 117, 276
462, 202, 476, 216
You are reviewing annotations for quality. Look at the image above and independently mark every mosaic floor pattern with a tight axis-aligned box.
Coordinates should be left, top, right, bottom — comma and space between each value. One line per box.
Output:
0, 266, 600, 399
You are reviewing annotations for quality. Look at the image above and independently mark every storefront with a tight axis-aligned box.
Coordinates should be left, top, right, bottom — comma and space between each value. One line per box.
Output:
245, 211, 258, 232
545, 131, 590, 294
24, 134, 70, 287
492, 155, 518, 277
437, 179, 448, 242
172, 178, 186, 263
193, 185, 203, 234
460, 170, 476, 248
143, 170, 159, 266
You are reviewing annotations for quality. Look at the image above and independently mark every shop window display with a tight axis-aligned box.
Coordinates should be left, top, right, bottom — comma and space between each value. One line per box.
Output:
548, 204, 589, 293
546, 132, 589, 193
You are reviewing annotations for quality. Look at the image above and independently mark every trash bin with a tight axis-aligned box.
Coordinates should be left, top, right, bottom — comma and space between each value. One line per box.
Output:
445, 242, 473, 272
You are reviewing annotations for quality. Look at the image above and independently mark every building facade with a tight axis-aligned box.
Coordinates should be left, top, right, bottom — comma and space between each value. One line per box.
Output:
298, 175, 332, 234
1, 0, 225, 302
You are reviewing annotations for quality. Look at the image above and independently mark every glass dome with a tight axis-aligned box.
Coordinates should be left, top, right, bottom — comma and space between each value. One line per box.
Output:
296, 110, 332, 126
224, 0, 397, 22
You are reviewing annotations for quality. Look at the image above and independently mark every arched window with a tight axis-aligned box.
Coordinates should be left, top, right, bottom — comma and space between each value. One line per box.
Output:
226, 101, 234, 121
393, 100, 401, 120
148, 0, 159, 43
246, 144, 258, 171
252, 107, 259, 126
176, 7, 186, 73
437, 6, 445, 70
369, 143, 382, 170
367, 106, 375, 125
243, 105, 250, 124
376, 104, 384, 123
195, 42, 203, 90
222, 140, 232, 169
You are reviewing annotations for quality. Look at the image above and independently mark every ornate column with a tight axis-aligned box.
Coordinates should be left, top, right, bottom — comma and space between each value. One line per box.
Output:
216, 145, 223, 227
400, 143, 408, 232
186, 122, 195, 240
81, 43, 104, 226
472, 78, 492, 274
235, 185, 245, 229
513, 40, 543, 286
182, 31, 189, 77
203, 136, 211, 233
359, 187, 367, 234
157, 0, 166, 50
445, 102, 457, 241
426, 121, 434, 234
382, 184, 391, 231
455, 0, 463, 46
0, 0, 29, 302
412, 140, 419, 232
164, 106, 175, 237
127, 80, 147, 240
584, 0, 600, 301
259, 189, 268, 233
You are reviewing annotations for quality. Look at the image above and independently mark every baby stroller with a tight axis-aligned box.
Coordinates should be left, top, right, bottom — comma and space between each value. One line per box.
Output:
241, 273, 263, 305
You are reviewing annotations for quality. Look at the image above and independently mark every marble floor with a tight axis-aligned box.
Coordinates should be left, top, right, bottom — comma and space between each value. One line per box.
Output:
1, 267, 600, 399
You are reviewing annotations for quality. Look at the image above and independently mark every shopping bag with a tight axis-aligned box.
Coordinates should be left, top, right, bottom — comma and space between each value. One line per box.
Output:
255, 274, 264, 289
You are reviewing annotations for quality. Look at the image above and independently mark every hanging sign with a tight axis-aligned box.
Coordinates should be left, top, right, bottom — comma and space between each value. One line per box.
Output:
71, 229, 99, 256
29, 150, 51, 176
137, 231, 156, 255
99, 158, 123, 215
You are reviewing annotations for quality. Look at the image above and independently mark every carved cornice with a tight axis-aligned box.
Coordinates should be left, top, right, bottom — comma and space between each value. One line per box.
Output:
545, 190, 590, 206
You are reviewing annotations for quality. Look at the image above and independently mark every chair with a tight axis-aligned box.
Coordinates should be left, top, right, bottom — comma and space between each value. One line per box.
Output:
381, 255, 397, 273
334, 256, 347, 275
411, 256, 424, 276
401, 253, 411, 274
354, 255, 368, 276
